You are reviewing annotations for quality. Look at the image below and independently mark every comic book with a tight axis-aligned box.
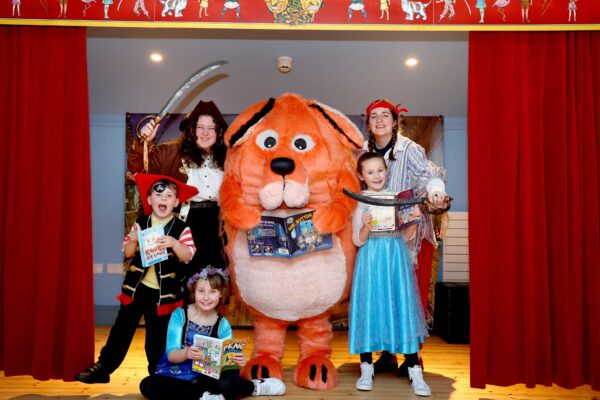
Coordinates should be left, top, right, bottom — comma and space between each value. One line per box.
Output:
364, 189, 421, 231
395, 188, 421, 229
191, 336, 248, 379
246, 208, 333, 258
364, 191, 397, 231
138, 225, 167, 267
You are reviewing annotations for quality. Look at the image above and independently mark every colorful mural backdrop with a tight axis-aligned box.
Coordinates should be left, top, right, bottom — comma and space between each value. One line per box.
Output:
2, 0, 599, 26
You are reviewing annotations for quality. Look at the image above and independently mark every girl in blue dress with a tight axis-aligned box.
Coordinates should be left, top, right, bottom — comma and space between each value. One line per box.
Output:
349, 152, 430, 396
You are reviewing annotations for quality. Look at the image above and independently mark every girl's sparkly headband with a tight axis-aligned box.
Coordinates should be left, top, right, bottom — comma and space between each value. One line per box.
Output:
186, 266, 229, 289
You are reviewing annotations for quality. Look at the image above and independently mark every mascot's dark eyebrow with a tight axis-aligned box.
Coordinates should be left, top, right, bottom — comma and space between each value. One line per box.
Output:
309, 103, 361, 149
229, 98, 276, 147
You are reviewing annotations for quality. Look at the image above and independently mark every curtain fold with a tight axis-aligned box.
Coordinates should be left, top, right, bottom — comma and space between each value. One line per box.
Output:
0, 26, 95, 381
469, 31, 600, 390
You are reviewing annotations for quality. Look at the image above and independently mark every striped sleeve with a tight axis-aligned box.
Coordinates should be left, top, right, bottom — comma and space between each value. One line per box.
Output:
178, 226, 196, 262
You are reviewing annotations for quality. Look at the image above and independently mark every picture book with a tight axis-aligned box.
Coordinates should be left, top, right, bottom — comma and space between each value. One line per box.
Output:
364, 189, 421, 231
192, 336, 248, 379
246, 208, 333, 258
138, 225, 168, 267
395, 188, 421, 229
364, 191, 397, 231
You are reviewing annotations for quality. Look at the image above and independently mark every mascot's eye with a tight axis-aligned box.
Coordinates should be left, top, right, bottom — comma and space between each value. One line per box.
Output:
291, 134, 315, 152
256, 130, 279, 150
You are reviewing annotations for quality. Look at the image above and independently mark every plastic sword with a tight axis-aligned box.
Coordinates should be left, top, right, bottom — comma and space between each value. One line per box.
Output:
137, 60, 228, 171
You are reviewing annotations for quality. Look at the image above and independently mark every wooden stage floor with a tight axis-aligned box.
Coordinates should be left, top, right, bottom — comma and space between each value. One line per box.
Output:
0, 327, 598, 400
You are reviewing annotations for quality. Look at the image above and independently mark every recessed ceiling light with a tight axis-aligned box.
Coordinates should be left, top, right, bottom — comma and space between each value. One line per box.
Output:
405, 58, 419, 67
150, 53, 163, 63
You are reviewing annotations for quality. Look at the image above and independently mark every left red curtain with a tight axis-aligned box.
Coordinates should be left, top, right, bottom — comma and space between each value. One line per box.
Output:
0, 26, 95, 381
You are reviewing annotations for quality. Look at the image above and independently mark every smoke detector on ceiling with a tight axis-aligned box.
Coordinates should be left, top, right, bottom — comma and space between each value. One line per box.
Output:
277, 56, 293, 73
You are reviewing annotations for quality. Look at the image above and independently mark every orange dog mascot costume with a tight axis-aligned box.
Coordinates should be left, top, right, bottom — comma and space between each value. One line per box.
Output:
221, 93, 364, 389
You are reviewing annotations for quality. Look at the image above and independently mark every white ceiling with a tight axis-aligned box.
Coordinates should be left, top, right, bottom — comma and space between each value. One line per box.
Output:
87, 28, 469, 118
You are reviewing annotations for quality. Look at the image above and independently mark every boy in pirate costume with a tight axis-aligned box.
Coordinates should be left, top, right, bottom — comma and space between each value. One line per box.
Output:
76, 174, 198, 384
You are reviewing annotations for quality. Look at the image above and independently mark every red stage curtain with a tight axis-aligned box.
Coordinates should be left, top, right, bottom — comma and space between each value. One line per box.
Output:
0, 26, 95, 381
469, 31, 600, 390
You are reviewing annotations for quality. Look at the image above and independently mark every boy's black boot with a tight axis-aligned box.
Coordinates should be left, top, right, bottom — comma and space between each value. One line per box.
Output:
75, 362, 110, 384
373, 351, 398, 374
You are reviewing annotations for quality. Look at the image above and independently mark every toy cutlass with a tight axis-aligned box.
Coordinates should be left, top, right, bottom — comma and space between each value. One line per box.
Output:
136, 60, 228, 171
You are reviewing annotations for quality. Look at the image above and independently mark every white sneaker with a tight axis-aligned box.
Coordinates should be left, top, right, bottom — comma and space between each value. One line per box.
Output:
355, 362, 374, 391
407, 365, 431, 396
252, 377, 286, 396
200, 392, 224, 400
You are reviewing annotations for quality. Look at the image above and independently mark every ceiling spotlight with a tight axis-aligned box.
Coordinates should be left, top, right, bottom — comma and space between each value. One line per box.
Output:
150, 53, 163, 63
405, 58, 419, 67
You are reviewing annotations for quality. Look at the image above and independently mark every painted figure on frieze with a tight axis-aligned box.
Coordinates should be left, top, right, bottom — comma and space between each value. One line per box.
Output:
348, 0, 368, 20
492, 0, 509, 21
220, 93, 363, 390
265, 0, 322, 24
198, 0, 209, 17
380, 0, 391, 20
264, 0, 288, 15
12, 0, 21, 16
475, 0, 485, 22
160, 0, 189, 17
436, 0, 455, 20
400, 0, 432, 20
103, 0, 112, 18
81, 0, 96, 17
568, 0, 576, 21
58, 0, 68, 17
221, 0, 240, 18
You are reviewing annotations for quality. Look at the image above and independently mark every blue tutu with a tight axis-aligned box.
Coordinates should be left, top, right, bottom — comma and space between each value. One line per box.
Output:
348, 235, 428, 355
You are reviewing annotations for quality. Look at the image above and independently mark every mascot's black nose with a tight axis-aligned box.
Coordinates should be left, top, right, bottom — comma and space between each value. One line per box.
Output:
271, 157, 295, 176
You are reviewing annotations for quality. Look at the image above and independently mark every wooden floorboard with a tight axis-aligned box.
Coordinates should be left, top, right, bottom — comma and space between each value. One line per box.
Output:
1, 327, 598, 400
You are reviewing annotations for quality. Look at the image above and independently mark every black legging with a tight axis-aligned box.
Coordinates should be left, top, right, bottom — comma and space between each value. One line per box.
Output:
361, 352, 419, 367
140, 369, 254, 400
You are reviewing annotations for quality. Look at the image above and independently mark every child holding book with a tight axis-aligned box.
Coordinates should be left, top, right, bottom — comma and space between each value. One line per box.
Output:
139, 267, 286, 400
349, 152, 431, 396
76, 174, 198, 384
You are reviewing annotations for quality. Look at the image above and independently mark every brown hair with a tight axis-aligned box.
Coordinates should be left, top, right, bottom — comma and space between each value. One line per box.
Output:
357, 152, 386, 175
180, 113, 227, 170
357, 152, 386, 190
188, 273, 229, 307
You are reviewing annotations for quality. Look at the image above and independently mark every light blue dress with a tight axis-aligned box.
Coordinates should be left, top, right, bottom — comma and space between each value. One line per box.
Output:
348, 199, 428, 355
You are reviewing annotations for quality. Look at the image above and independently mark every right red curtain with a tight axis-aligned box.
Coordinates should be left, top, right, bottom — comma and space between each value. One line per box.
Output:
468, 31, 600, 390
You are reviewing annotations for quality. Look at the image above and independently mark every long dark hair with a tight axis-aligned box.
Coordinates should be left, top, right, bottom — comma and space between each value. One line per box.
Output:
180, 113, 227, 169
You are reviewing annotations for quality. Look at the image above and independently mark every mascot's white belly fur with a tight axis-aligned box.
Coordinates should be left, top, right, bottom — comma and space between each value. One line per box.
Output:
233, 232, 347, 321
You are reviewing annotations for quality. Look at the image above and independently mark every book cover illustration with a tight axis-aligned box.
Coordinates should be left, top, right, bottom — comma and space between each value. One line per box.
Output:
364, 191, 397, 231
246, 209, 333, 258
138, 225, 168, 267
363, 189, 421, 231
192, 336, 248, 379
396, 188, 421, 229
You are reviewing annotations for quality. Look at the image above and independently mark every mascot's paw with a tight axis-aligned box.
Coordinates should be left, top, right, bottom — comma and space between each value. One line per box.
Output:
313, 206, 347, 234
242, 355, 284, 380
225, 206, 262, 231
294, 355, 338, 390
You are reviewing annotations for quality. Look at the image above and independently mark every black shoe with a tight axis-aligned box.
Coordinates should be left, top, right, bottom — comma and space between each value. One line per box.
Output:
396, 357, 424, 378
75, 362, 110, 384
373, 351, 398, 374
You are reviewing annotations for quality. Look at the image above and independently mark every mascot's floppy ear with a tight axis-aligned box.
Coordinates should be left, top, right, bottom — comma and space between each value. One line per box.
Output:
308, 101, 363, 151
225, 98, 275, 148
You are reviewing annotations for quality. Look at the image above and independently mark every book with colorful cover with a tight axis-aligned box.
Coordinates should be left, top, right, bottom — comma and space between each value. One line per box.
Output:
246, 209, 333, 258
192, 336, 248, 379
138, 225, 168, 267
395, 188, 421, 229
364, 189, 421, 231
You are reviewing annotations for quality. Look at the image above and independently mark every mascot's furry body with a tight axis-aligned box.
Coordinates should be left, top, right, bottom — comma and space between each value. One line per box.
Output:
221, 93, 364, 389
